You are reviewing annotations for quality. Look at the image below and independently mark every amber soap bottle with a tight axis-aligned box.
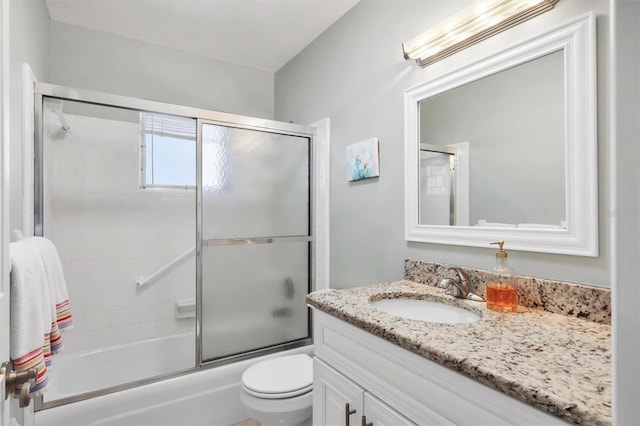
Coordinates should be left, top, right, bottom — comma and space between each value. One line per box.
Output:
486, 241, 518, 312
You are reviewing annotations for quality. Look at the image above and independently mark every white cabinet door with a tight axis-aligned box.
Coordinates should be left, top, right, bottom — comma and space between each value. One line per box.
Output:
313, 359, 364, 426
362, 393, 416, 426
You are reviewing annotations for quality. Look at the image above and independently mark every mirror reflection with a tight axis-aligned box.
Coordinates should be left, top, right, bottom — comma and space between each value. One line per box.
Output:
418, 50, 566, 229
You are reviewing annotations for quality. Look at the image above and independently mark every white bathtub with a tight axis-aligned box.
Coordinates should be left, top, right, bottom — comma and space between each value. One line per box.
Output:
43, 332, 196, 402
35, 334, 312, 426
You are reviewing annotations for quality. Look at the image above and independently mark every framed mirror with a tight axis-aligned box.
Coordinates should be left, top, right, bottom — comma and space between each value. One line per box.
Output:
404, 14, 597, 256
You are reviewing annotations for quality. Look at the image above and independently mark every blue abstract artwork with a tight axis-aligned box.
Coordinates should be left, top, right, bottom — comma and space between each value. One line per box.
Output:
346, 138, 380, 182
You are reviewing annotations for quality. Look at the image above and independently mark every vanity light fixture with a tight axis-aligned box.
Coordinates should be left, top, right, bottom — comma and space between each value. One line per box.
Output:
402, 0, 559, 68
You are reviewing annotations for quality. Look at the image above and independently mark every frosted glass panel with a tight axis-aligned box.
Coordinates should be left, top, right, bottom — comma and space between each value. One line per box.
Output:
201, 243, 310, 361
202, 123, 310, 239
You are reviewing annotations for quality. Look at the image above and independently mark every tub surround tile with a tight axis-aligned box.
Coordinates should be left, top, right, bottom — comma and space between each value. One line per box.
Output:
307, 281, 611, 426
404, 259, 611, 324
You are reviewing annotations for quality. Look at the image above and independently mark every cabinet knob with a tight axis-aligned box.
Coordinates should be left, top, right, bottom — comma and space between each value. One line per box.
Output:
361, 415, 373, 426
345, 402, 356, 426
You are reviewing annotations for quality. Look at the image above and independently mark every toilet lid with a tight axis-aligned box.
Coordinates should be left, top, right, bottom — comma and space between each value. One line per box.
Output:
241, 354, 313, 399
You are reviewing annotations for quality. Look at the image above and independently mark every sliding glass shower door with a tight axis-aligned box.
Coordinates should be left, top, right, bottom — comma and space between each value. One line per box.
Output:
33, 82, 315, 410
199, 122, 312, 362
37, 97, 197, 406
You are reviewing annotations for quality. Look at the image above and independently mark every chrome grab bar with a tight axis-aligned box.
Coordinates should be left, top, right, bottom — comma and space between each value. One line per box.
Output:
136, 235, 312, 287
136, 247, 195, 287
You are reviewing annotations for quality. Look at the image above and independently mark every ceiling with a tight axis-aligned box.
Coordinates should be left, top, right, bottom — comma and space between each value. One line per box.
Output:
45, 0, 360, 73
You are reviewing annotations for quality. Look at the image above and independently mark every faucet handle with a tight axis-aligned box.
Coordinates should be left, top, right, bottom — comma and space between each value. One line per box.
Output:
437, 277, 455, 289
441, 267, 485, 302
446, 266, 470, 283
444, 285, 464, 298
439, 277, 465, 297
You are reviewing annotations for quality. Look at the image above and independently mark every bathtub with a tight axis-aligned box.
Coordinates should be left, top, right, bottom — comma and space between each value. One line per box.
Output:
43, 332, 196, 402
35, 333, 312, 426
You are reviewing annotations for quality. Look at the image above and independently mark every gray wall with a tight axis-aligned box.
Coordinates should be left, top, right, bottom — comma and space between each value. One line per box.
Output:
275, 0, 610, 288
50, 21, 274, 119
9, 0, 50, 233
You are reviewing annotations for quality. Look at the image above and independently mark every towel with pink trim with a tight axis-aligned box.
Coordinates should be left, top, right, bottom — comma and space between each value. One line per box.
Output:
9, 236, 73, 396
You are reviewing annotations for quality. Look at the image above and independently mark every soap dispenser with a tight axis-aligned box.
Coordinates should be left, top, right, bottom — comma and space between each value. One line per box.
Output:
486, 241, 518, 312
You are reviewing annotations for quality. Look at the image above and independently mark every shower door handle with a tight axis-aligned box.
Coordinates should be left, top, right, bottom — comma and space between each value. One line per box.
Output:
1, 362, 37, 408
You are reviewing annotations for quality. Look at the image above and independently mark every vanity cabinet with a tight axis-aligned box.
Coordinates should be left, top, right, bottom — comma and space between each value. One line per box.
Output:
311, 309, 566, 425
314, 358, 414, 426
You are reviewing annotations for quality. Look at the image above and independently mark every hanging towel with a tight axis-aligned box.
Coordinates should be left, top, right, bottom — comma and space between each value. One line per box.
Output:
9, 240, 51, 396
10, 236, 72, 396
29, 237, 73, 337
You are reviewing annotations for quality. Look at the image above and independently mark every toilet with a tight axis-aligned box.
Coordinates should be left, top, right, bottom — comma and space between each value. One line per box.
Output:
240, 353, 313, 426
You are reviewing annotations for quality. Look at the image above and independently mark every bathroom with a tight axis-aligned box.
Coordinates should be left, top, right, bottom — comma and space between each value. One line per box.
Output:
0, 0, 638, 425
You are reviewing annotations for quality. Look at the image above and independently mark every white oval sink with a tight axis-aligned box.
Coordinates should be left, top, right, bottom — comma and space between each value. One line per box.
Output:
370, 298, 480, 324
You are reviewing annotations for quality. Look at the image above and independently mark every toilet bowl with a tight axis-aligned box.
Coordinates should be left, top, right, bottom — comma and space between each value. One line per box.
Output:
240, 353, 313, 426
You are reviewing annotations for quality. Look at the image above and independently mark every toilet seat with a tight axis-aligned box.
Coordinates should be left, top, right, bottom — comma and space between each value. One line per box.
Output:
241, 354, 313, 400
243, 383, 312, 399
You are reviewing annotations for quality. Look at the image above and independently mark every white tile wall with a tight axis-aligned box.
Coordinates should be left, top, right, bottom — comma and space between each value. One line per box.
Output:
41, 109, 195, 353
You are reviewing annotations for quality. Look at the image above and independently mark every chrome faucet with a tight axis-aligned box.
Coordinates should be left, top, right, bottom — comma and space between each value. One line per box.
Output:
437, 266, 485, 302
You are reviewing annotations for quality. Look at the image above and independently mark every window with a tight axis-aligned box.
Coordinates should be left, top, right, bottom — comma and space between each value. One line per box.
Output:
140, 112, 197, 189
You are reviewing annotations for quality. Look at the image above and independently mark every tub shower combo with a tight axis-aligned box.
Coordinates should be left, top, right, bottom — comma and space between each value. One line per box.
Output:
29, 83, 315, 425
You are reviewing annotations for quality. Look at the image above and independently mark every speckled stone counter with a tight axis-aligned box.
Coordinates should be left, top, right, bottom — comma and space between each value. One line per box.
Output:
307, 281, 611, 425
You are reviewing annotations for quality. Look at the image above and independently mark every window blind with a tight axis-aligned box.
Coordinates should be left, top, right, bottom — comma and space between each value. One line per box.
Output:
140, 112, 197, 140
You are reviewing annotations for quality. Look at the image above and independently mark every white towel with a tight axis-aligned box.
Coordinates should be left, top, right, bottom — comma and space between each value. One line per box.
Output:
9, 237, 73, 396
29, 237, 73, 336
9, 240, 51, 395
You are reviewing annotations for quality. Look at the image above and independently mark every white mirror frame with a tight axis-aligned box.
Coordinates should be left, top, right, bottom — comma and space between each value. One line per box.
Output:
404, 13, 597, 256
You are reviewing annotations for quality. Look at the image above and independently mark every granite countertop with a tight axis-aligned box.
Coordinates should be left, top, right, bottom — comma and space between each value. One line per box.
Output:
307, 280, 611, 426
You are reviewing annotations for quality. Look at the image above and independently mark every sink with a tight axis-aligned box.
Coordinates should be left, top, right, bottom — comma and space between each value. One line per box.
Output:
370, 298, 480, 324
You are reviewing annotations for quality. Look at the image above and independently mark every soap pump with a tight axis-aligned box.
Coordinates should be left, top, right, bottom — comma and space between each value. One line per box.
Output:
486, 241, 518, 312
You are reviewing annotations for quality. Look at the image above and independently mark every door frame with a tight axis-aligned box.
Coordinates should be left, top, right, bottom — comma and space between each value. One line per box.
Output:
1, 0, 11, 424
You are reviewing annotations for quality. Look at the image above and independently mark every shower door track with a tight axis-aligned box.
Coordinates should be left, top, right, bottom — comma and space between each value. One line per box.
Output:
32, 82, 316, 411
33, 82, 313, 135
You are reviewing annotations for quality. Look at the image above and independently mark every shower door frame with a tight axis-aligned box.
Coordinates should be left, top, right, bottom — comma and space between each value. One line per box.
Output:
32, 82, 315, 411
